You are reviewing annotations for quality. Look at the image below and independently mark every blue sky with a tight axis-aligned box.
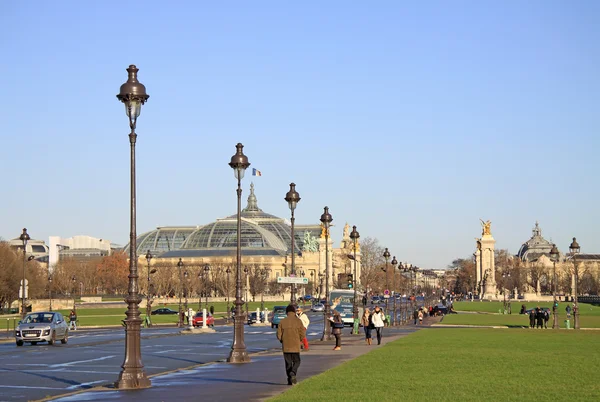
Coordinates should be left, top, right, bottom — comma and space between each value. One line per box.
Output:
1, 1, 598, 268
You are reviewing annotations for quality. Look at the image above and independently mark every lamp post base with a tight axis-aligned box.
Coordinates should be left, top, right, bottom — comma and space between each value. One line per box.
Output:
227, 349, 251, 363
115, 369, 151, 390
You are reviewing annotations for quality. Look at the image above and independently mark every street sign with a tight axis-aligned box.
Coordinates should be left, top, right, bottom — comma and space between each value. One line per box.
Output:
277, 277, 308, 285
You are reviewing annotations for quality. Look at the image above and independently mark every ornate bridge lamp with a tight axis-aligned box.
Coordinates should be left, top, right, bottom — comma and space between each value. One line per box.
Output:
549, 244, 560, 330
391, 256, 398, 326
115, 64, 151, 389
349, 225, 360, 333
320, 207, 333, 341
227, 143, 251, 363
569, 238, 580, 330
284, 183, 301, 305
382, 248, 390, 314
19, 228, 30, 319
145, 251, 157, 325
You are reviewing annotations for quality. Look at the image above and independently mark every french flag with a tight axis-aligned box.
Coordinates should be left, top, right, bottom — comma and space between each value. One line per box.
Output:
252, 168, 262, 176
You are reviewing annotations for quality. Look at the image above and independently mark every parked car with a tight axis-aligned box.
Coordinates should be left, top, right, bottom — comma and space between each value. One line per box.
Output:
311, 303, 325, 312
247, 311, 265, 324
151, 308, 179, 315
270, 306, 288, 328
371, 296, 383, 304
15, 312, 69, 346
192, 312, 214, 327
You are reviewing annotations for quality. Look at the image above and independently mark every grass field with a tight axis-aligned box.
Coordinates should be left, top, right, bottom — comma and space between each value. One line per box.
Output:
271, 329, 600, 402
446, 301, 600, 328
1, 301, 296, 327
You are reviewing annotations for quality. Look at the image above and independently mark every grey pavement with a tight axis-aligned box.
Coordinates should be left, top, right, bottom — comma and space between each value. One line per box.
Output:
45, 326, 418, 402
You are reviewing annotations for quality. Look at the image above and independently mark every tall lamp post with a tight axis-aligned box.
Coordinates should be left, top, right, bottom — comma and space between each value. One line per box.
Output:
318, 273, 324, 303
19, 228, 30, 319
145, 251, 156, 325
177, 259, 184, 328
569, 237, 580, 330
502, 272, 510, 313
226, 267, 231, 323
71, 276, 77, 313
227, 143, 251, 363
349, 225, 360, 334
382, 248, 390, 314
115, 64, 150, 389
549, 244, 560, 330
184, 270, 189, 322
203, 264, 211, 311
285, 183, 301, 305
244, 266, 250, 318
320, 206, 333, 341
48, 276, 53, 312
391, 256, 398, 326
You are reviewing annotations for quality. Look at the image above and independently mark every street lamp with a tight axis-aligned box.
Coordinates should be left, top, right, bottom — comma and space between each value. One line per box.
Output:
244, 266, 250, 318
226, 267, 232, 323
284, 183, 301, 305
349, 225, 360, 334
318, 272, 324, 303
71, 275, 77, 313
177, 258, 184, 328
320, 206, 333, 341
184, 270, 189, 326
115, 64, 150, 390
19, 228, 30, 319
145, 251, 157, 326
569, 237, 580, 330
382, 248, 390, 314
227, 143, 251, 363
391, 256, 398, 326
204, 264, 210, 311
501, 272, 510, 313
260, 267, 271, 311
549, 244, 560, 330
48, 276, 53, 312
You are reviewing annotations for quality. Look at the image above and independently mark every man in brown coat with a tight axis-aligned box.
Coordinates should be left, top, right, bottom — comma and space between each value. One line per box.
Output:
276, 304, 306, 385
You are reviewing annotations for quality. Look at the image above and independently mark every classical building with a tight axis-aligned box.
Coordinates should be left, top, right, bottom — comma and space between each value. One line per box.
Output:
517, 222, 559, 263
126, 183, 361, 295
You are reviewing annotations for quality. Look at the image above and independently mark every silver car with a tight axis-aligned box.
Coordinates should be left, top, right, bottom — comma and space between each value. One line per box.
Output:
15, 312, 69, 346
311, 303, 325, 312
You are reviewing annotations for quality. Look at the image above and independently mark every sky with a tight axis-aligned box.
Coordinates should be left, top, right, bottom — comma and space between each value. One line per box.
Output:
1, 1, 598, 269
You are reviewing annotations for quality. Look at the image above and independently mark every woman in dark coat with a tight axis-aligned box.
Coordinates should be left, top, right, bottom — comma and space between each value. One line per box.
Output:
329, 311, 343, 350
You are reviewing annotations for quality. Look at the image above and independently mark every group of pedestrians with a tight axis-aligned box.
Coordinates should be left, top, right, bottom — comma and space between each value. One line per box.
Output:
360, 306, 386, 345
527, 306, 550, 329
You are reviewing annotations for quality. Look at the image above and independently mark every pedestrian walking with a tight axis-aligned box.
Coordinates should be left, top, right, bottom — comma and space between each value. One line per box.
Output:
276, 305, 306, 386
566, 304, 572, 319
543, 309, 549, 329
371, 305, 386, 345
329, 310, 344, 350
361, 308, 372, 345
413, 309, 418, 325
296, 307, 310, 351
418, 309, 424, 325
69, 309, 77, 331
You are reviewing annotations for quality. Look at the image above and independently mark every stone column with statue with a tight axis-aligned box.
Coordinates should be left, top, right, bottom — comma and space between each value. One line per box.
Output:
475, 219, 497, 300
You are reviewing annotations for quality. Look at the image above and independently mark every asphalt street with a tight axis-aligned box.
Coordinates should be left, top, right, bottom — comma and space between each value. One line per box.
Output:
0, 312, 325, 402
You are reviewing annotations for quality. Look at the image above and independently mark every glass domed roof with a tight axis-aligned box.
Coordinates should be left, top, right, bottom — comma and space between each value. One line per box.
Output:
181, 183, 297, 255
125, 226, 199, 257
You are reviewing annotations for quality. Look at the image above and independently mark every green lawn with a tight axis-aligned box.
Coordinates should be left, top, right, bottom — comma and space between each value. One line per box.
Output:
441, 313, 600, 328
453, 301, 600, 316
446, 301, 600, 328
271, 329, 600, 402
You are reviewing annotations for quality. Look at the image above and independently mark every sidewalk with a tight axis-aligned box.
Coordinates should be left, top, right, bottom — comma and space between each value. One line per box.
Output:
45, 327, 417, 402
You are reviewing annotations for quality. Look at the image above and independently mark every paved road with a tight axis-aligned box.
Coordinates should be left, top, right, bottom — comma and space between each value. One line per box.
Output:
0, 312, 326, 402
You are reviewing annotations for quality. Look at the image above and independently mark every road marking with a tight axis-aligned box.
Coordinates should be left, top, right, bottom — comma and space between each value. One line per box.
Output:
152, 349, 179, 354
0, 385, 64, 390
49, 355, 116, 368
66, 380, 106, 390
